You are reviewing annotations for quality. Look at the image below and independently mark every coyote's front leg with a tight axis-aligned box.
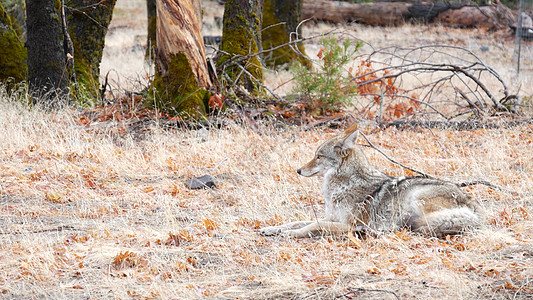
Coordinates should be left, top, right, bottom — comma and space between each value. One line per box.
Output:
284, 221, 352, 237
259, 221, 314, 236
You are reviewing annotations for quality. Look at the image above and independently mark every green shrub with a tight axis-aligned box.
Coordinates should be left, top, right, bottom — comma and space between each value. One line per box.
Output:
290, 37, 362, 115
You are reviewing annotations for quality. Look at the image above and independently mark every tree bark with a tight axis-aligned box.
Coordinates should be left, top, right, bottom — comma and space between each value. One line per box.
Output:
262, 0, 310, 69
219, 0, 264, 93
302, 0, 514, 29
26, 0, 68, 106
146, 0, 156, 61
152, 0, 211, 119
0, 2, 26, 87
1, 0, 25, 39
66, 0, 117, 101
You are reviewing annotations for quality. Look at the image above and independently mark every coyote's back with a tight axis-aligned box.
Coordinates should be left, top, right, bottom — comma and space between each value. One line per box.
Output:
260, 125, 481, 238
362, 175, 480, 237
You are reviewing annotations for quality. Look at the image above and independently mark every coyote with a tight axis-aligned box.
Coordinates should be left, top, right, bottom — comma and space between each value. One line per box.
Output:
260, 125, 481, 238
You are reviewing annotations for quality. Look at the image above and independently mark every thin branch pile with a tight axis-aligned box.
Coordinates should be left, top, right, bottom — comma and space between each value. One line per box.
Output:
350, 44, 519, 122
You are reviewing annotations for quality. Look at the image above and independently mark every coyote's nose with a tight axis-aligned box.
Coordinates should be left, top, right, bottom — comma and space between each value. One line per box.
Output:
297, 169, 301, 175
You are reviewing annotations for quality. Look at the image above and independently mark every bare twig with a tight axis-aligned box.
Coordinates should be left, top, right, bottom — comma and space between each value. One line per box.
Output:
0, 225, 78, 235
207, 157, 229, 172
459, 180, 533, 197
303, 114, 355, 131
61, 0, 77, 89
422, 123, 453, 157
65, 6, 105, 29
220, 72, 260, 132
216, 22, 336, 70
75, 0, 111, 11
289, 18, 317, 61
338, 287, 401, 300
359, 131, 431, 178
233, 63, 282, 101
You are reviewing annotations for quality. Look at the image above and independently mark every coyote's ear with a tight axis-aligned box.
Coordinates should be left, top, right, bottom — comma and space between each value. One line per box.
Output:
334, 130, 359, 157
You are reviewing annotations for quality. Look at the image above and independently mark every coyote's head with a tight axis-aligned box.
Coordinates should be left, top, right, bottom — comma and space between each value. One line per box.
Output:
297, 128, 360, 177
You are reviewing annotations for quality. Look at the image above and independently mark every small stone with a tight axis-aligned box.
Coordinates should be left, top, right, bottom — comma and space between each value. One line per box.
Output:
185, 175, 216, 189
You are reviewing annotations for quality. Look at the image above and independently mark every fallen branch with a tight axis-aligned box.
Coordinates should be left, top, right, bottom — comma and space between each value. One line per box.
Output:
303, 0, 514, 30
303, 114, 355, 131
359, 131, 431, 178
61, 0, 77, 92
385, 118, 533, 130
459, 180, 533, 197
339, 287, 400, 300
348, 44, 513, 120
0, 225, 78, 235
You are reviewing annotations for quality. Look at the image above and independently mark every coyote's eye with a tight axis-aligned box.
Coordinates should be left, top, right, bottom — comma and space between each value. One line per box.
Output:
316, 154, 321, 160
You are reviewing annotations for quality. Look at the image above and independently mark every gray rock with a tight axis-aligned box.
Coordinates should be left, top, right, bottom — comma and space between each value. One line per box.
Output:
185, 175, 216, 189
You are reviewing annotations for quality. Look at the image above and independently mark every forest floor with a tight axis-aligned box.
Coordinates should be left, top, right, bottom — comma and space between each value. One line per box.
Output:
1, 0, 533, 299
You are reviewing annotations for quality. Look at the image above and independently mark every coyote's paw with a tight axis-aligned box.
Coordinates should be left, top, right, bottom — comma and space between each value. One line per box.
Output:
353, 225, 370, 238
283, 229, 306, 238
259, 226, 286, 236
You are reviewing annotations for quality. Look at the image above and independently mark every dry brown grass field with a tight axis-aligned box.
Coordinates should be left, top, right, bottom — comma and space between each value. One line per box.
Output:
1, 0, 533, 299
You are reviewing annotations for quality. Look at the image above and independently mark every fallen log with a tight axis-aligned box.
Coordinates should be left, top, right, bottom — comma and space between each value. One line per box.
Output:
302, 0, 410, 26
434, 2, 515, 29
385, 118, 533, 130
302, 0, 515, 29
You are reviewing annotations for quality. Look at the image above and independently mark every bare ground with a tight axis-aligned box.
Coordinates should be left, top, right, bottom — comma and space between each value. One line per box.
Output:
1, 0, 532, 299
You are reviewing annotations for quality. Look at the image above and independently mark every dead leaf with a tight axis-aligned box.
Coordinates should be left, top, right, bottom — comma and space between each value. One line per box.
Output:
45, 191, 69, 204
208, 94, 224, 110
317, 47, 326, 59
200, 218, 218, 231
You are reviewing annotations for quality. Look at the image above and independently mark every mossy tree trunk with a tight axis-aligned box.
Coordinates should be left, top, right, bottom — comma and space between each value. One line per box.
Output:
145, 0, 156, 61
153, 0, 211, 119
0, 2, 27, 87
219, 0, 264, 94
66, 0, 117, 102
25, 0, 68, 106
1, 0, 25, 38
262, 0, 310, 69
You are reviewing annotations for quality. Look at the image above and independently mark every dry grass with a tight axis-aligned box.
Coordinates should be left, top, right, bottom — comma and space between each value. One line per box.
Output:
0, 88, 532, 298
100, 0, 151, 92
1, 0, 532, 298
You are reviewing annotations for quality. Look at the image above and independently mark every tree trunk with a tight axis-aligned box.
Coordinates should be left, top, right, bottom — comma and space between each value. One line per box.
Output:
262, 0, 310, 69
152, 0, 211, 119
66, 0, 117, 101
1, 0, 25, 39
302, 0, 514, 29
26, 0, 68, 106
146, 0, 156, 61
219, 0, 264, 93
0, 2, 26, 88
